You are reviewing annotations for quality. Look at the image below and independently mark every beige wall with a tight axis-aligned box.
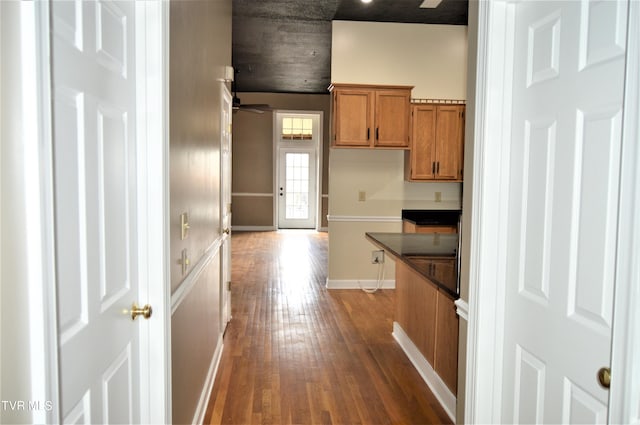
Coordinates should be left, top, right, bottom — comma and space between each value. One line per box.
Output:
171, 256, 220, 425
231, 93, 331, 229
332, 21, 467, 99
169, 0, 231, 423
328, 21, 468, 284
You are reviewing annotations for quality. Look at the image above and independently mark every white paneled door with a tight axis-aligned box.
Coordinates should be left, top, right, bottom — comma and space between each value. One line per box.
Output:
501, 1, 627, 423
220, 84, 233, 330
52, 1, 148, 422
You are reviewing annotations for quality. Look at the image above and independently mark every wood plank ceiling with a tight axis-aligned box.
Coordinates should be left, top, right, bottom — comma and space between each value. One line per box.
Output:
232, 0, 469, 94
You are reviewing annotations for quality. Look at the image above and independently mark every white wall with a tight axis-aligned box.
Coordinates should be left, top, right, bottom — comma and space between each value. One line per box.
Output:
328, 21, 468, 283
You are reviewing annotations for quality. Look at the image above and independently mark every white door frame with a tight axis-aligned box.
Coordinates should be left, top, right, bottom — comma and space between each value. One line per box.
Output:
27, 1, 171, 423
465, 1, 640, 423
608, 1, 640, 422
273, 110, 323, 230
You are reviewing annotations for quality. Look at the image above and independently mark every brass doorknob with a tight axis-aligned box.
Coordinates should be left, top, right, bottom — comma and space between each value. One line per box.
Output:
131, 303, 153, 320
223, 228, 230, 235
597, 367, 610, 388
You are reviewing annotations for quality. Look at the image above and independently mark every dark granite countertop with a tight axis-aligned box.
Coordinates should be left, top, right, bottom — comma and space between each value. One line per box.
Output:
401, 209, 461, 226
366, 232, 459, 298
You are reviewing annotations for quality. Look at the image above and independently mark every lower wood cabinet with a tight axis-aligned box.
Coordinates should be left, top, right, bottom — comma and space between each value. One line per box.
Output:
395, 260, 459, 393
434, 290, 459, 392
396, 261, 437, 365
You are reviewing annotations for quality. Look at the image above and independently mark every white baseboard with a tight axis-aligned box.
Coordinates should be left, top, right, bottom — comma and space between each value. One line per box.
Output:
325, 278, 395, 290
231, 225, 276, 232
392, 322, 456, 422
191, 337, 224, 425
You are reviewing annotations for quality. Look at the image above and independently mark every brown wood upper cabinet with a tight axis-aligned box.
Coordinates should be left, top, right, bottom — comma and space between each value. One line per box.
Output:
405, 103, 465, 181
329, 83, 413, 149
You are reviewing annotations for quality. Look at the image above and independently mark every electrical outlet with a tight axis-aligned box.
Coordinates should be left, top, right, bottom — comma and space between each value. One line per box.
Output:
435, 191, 442, 202
371, 250, 384, 264
358, 190, 366, 202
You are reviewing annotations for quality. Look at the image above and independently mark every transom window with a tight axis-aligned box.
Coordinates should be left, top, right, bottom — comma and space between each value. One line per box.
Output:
282, 117, 313, 140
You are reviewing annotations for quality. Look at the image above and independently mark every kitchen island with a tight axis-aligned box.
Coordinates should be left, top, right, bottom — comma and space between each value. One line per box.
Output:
366, 232, 459, 420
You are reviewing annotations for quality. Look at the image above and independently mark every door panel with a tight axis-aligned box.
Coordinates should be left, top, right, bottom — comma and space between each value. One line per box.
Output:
52, 1, 142, 422
410, 105, 437, 179
334, 90, 372, 146
435, 105, 462, 180
375, 90, 410, 147
501, 1, 627, 423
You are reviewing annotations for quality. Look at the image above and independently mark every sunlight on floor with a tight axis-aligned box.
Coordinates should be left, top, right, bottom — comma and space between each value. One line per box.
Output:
277, 230, 315, 306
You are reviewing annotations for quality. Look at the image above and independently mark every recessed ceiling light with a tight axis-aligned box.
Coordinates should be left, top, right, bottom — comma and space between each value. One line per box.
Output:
361, 0, 372, 3
420, 0, 442, 8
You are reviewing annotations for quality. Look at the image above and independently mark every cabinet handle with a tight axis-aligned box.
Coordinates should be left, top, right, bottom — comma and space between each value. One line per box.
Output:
367, 128, 370, 140
436, 162, 440, 174
432, 162, 436, 174
376, 128, 379, 140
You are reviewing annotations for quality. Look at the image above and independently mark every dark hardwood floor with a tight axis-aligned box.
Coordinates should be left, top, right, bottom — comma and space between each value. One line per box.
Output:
204, 230, 452, 425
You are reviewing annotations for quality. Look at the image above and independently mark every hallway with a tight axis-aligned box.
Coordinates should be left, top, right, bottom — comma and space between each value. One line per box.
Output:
204, 231, 451, 425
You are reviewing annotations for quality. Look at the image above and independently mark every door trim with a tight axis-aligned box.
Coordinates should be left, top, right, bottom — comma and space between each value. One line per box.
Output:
465, 0, 640, 423
464, 2, 513, 422
30, 1, 171, 423
135, 2, 172, 422
609, 1, 640, 422
20, 2, 61, 422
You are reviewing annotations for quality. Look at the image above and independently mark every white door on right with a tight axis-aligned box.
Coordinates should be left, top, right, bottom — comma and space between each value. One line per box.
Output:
501, 1, 627, 423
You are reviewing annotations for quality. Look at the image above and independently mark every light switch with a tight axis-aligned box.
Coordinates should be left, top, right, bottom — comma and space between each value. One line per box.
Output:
358, 191, 366, 202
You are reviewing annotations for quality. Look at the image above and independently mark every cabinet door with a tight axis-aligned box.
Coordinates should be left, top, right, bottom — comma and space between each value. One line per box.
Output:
409, 104, 437, 179
374, 90, 411, 148
434, 291, 459, 393
333, 89, 373, 147
396, 261, 437, 365
431, 258, 457, 289
434, 105, 464, 180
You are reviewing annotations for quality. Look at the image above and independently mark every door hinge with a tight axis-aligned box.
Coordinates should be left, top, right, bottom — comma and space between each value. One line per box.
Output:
227, 281, 232, 291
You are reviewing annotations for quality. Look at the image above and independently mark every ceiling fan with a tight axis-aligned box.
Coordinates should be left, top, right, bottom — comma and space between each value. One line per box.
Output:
231, 77, 273, 114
